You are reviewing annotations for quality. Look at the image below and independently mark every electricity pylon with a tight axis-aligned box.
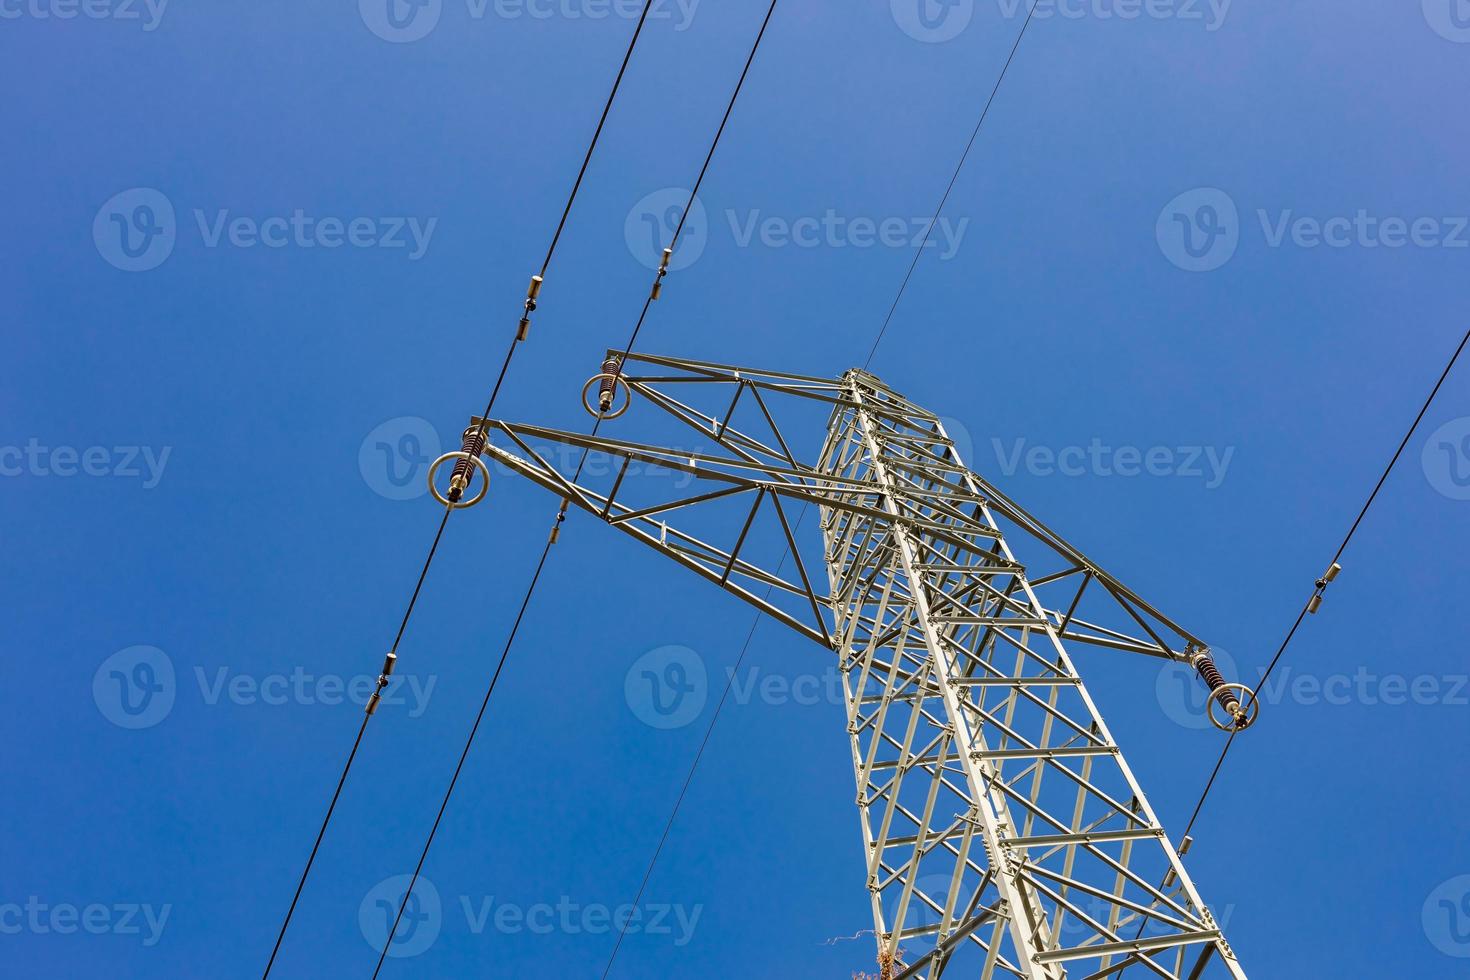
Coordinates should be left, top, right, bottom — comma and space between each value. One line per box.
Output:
466, 352, 1253, 979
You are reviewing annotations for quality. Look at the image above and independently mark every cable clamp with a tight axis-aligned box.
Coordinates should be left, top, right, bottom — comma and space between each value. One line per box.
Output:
365, 652, 398, 715
1307, 561, 1342, 614
650, 247, 672, 301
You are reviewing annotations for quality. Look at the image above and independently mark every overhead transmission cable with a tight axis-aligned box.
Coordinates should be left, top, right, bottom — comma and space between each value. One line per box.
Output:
369, 4, 783, 974
600, 7, 1043, 974
863, 0, 1040, 371
1178, 324, 1470, 843
1117, 324, 1470, 975
258, 6, 659, 976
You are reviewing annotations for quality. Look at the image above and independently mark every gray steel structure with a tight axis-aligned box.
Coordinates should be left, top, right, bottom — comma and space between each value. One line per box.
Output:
475, 352, 1249, 980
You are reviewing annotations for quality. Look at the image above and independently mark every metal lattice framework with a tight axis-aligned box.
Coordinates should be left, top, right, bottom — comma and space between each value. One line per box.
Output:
478, 352, 1248, 979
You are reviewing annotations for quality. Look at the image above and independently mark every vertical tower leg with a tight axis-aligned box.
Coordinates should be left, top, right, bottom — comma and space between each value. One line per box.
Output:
819, 372, 1245, 980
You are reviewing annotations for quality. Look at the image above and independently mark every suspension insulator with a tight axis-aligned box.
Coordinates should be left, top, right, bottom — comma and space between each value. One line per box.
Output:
1191, 648, 1259, 732
581, 353, 631, 420
427, 422, 492, 509
598, 354, 622, 412
447, 427, 489, 503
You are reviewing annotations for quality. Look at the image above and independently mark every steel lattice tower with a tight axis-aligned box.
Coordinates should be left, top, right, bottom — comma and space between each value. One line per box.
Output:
472, 353, 1252, 979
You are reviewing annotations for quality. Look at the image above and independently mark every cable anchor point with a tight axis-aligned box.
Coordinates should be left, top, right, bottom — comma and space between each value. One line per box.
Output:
428, 423, 493, 509
1191, 646, 1259, 732
582, 350, 631, 419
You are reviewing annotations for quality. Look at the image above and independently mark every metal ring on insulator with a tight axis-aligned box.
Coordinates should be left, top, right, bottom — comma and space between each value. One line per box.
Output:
427, 451, 490, 509
1206, 682, 1259, 732
581, 373, 631, 420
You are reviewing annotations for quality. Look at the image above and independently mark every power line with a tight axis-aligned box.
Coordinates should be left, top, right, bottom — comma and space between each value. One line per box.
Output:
598, 11, 1052, 973
864, 0, 1041, 372
1181, 324, 1470, 842
590, 7, 1052, 975
371, 533, 556, 980
368, 4, 783, 972
1119, 325, 1470, 972
258, 8, 658, 974
599, 509, 809, 978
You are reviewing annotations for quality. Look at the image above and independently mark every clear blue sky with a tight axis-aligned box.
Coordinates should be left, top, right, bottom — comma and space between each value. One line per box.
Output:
5, 2, 1470, 977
